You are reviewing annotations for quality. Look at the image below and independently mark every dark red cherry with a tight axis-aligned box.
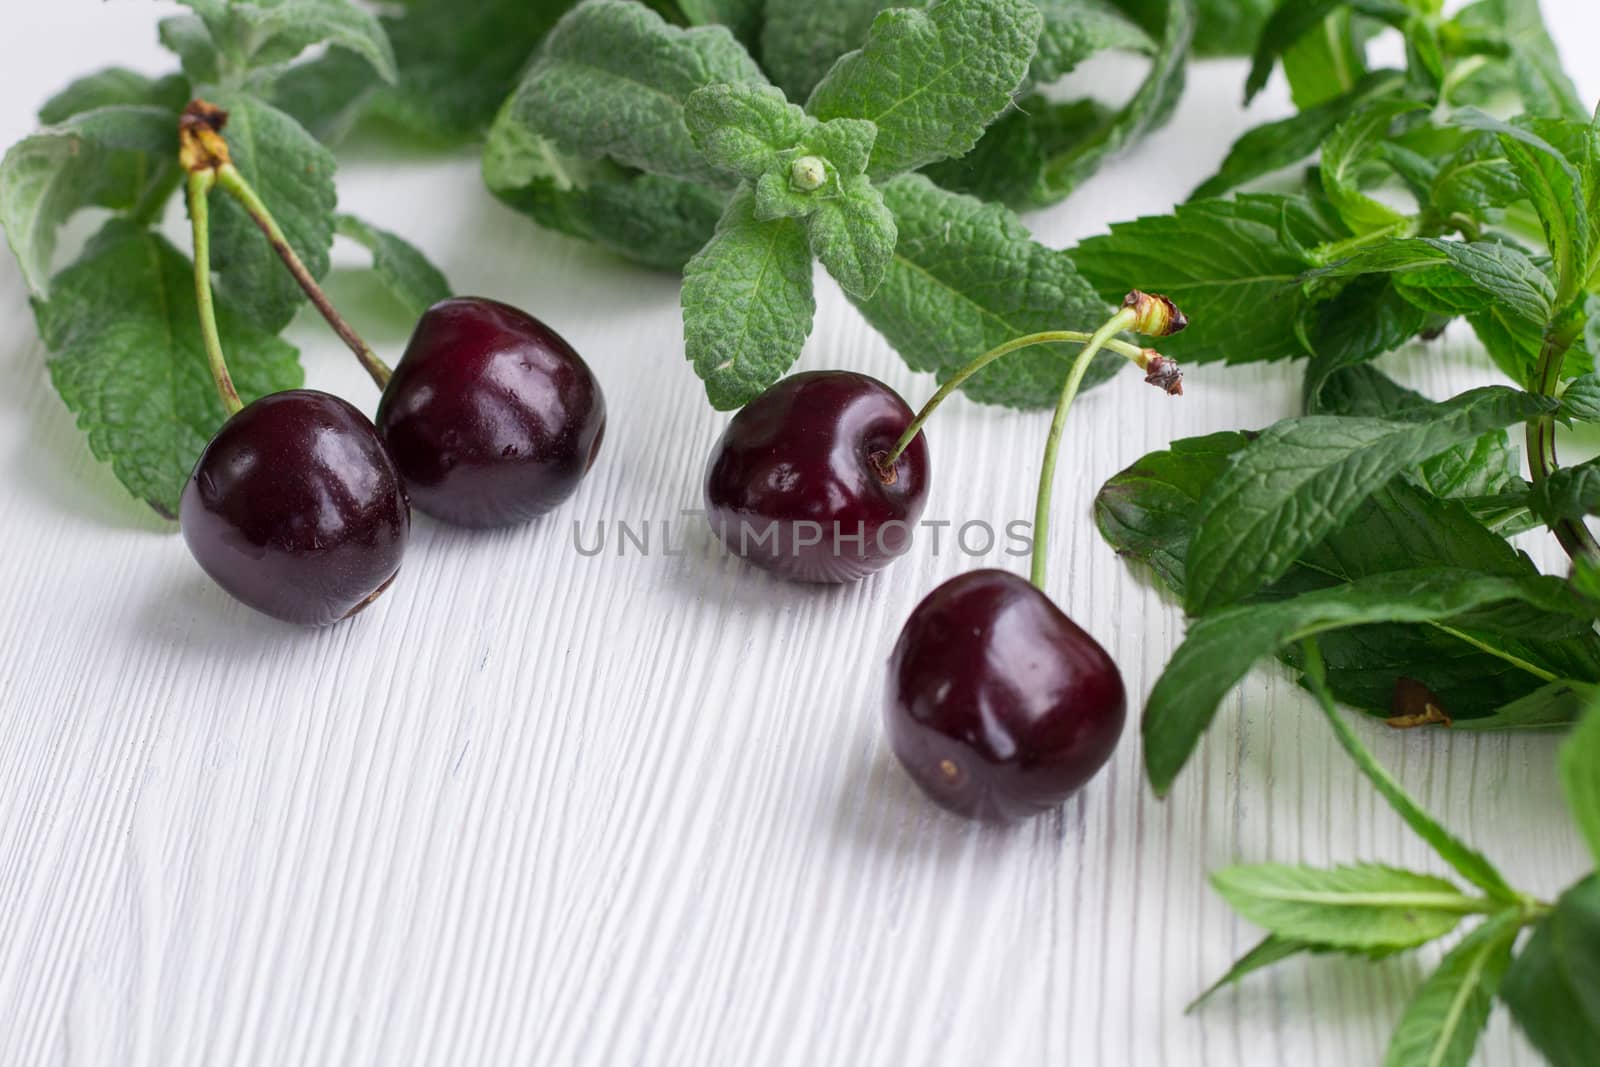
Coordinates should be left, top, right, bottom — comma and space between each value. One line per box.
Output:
703, 371, 931, 583
376, 297, 606, 528
180, 390, 410, 627
885, 569, 1126, 822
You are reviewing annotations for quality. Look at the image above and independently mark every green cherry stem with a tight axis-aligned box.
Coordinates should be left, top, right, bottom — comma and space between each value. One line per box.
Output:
1029, 306, 1139, 590
186, 169, 244, 417
213, 163, 393, 390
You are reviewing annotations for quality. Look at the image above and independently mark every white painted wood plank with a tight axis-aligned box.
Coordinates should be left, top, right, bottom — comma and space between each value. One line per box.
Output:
0, 3, 1596, 1065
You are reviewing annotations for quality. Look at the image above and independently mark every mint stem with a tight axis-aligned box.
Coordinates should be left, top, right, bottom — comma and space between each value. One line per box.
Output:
1030, 307, 1139, 590
186, 170, 244, 418
1526, 314, 1600, 563
880, 330, 1153, 469
213, 164, 393, 391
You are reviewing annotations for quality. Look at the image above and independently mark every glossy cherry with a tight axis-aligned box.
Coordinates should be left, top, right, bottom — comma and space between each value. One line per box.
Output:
180, 390, 411, 626
884, 569, 1126, 822
376, 297, 606, 528
704, 370, 930, 583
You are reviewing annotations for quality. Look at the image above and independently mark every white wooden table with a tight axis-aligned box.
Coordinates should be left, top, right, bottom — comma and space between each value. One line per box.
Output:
3, 3, 1596, 1064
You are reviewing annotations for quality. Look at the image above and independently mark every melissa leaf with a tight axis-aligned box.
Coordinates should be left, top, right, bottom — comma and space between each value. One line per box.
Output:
681, 189, 816, 409
34, 223, 302, 519
806, 175, 896, 299
1072, 195, 1343, 366
207, 91, 338, 333
1560, 696, 1600, 863
1185, 386, 1558, 614
1029, 0, 1154, 86
265, 48, 383, 145
510, 0, 767, 186
685, 83, 813, 182
1501, 876, 1600, 1067
168, 0, 397, 87
849, 175, 1117, 409
1381, 910, 1521, 1067
334, 215, 452, 319
0, 105, 179, 297
38, 68, 190, 125
1145, 568, 1596, 792
1210, 862, 1473, 950
761, 0, 896, 102
483, 111, 724, 272
675, 0, 764, 52
806, 0, 1044, 179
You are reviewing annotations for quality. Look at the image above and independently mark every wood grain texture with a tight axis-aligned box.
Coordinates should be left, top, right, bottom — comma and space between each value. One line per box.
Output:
1, 4, 1596, 1065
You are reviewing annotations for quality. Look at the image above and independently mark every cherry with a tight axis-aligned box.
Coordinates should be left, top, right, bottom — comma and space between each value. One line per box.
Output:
180, 390, 411, 626
703, 370, 930, 583
375, 297, 606, 528
884, 569, 1126, 822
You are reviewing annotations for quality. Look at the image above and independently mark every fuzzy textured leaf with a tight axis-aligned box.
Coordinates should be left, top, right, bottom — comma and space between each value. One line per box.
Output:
806, 0, 1044, 179
171, 0, 397, 86
334, 215, 452, 319
806, 175, 896, 299
33, 223, 302, 518
38, 68, 191, 125
682, 189, 816, 409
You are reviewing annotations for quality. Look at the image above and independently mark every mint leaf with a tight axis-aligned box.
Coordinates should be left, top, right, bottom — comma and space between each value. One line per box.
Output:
761, 0, 896, 102
1501, 876, 1600, 1067
207, 91, 338, 333
1188, 936, 1312, 1012
0, 106, 179, 297
34, 223, 302, 518
38, 68, 190, 125
1563, 374, 1600, 423
1560, 695, 1600, 863
806, 0, 1044, 179
265, 47, 382, 145
1211, 863, 1474, 950
510, 0, 766, 186
1190, 71, 1406, 201
1030, 0, 1155, 85
372, 0, 578, 142
1300, 644, 1517, 900
850, 175, 1118, 409
1308, 238, 1555, 336
1525, 459, 1600, 524
682, 189, 816, 409
1245, 0, 1347, 105
1451, 681, 1599, 732
1383, 910, 1522, 1067
675, 0, 764, 52
806, 175, 895, 299
334, 215, 452, 319
1144, 568, 1594, 792
160, 15, 225, 85
1301, 277, 1431, 413
1321, 99, 1424, 235
1430, 131, 1523, 223
1456, 0, 1586, 121
1185, 387, 1557, 614
1281, 7, 1368, 108
685, 83, 812, 182
483, 110, 724, 272
169, 0, 397, 87
1072, 195, 1342, 366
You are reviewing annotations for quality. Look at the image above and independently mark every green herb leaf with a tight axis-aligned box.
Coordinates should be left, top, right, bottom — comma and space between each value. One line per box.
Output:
1185, 387, 1557, 614
806, 175, 896, 299
1321, 99, 1425, 235
1382, 909, 1522, 1067
1073, 195, 1342, 366
483, 109, 724, 272
1560, 695, 1600, 863
806, 0, 1044, 179
1455, 0, 1586, 121
1211, 862, 1476, 951
1524, 459, 1600, 524
1245, 0, 1348, 105
675, 0, 764, 52
850, 174, 1118, 408
1561, 374, 1600, 423
208, 91, 338, 333
334, 215, 452, 319
511, 0, 767, 186
1450, 681, 1599, 732
1188, 936, 1310, 1012
1301, 642, 1517, 900
1501, 876, 1600, 1067
682, 189, 816, 409
1144, 568, 1594, 792
0, 105, 179, 297
34, 223, 302, 518
1190, 71, 1406, 201
761, 0, 896, 102
169, 0, 397, 87
265, 47, 382, 145
38, 68, 191, 125
1300, 277, 1430, 413
686, 83, 813, 182
1308, 238, 1555, 326
1281, 8, 1369, 109
372, 0, 578, 142
1030, 0, 1155, 85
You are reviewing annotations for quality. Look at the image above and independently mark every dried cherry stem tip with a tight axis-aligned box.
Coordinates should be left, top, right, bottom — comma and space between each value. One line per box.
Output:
178, 99, 394, 392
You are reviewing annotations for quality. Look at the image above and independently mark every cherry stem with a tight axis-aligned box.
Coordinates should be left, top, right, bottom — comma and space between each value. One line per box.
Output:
186, 170, 244, 418
1030, 307, 1139, 591
881, 330, 1152, 469
212, 164, 394, 391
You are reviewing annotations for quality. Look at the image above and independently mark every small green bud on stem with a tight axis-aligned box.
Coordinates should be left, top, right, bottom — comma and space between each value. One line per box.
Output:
790, 155, 827, 192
